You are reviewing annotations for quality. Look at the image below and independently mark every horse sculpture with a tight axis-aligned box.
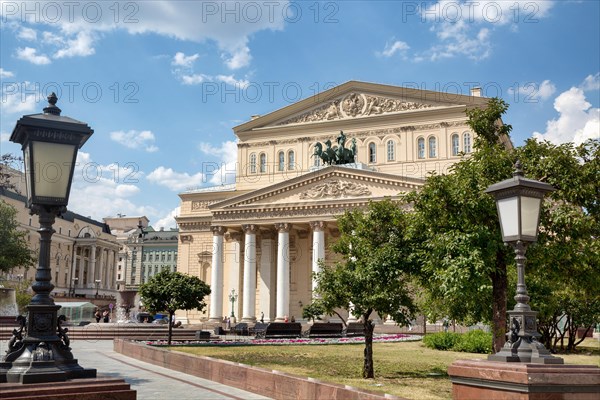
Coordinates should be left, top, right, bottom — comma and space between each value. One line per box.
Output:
313, 131, 357, 166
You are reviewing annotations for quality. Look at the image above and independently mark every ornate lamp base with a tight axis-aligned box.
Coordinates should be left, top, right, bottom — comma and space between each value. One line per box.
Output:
0, 304, 96, 384
488, 309, 563, 364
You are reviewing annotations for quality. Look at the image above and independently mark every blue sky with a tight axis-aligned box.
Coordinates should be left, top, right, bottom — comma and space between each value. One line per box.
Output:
1, 1, 599, 229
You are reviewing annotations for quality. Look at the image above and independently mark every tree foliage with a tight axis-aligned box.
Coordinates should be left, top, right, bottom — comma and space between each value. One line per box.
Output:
139, 270, 211, 345
0, 200, 36, 273
314, 199, 418, 378
405, 97, 599, 353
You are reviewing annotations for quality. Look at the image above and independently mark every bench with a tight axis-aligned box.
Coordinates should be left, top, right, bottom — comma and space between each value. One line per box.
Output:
305, 322, 343, 338
257, 322, 302, 339
251, 323, 269, 337
213, 326, 226, 335
344, 322, 365, 337
195, 330, 211, 340
232, 322, 249, 336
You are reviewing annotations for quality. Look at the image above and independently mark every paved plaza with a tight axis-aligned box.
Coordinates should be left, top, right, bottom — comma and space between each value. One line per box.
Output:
70, 339, 271, 400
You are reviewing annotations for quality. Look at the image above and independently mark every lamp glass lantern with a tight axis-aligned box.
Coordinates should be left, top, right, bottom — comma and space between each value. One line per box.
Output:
485, 161, 554, 243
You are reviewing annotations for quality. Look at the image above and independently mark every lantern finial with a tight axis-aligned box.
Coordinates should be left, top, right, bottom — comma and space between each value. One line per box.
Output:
43, 92, 62, 116
513, 160, 524, 177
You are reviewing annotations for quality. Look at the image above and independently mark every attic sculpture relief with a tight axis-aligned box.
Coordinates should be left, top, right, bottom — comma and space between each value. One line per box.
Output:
278, 92, 435, 125
299, 179, 371, 199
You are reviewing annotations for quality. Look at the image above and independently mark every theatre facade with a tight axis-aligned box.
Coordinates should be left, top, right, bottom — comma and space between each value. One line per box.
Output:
175, 81, 489, 324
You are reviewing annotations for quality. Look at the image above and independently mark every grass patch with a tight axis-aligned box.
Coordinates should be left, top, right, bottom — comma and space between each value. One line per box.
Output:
169, 338, 599, 400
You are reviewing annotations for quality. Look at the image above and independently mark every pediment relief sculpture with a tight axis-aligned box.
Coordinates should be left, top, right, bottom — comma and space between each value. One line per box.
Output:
299, 179, 371, 200
277, 92, 436, 125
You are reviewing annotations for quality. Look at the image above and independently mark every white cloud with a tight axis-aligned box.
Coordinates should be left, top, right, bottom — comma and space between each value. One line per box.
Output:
417, 1, 554, 61
17, 27, 37, 41
198, 140, 238, 185
1, 132, 10, 142
1, 81, 39, 114
379, 40, 410, 58
533, 87, 600, 145
110, 130, 159, 152
3, 2, 286, 69
53, 31, 96, 59
15, 47, 51, 65
0, 68, 14, 78
146, 166, 205, 191
67, 152, 154, 222
222, 45, 252, 69
181, 74, 208, 85
172, 52, 200, 68
508, 79, 556, 102
154, 206, 180, 230
580, 73, 600, 92
215, 74, 250, 89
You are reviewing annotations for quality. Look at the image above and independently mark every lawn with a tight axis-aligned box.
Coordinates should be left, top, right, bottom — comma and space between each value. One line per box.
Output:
169, 338, 599, 400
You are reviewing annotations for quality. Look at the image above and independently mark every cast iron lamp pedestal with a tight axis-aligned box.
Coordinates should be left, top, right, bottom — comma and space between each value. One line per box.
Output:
0, 205, 97, 383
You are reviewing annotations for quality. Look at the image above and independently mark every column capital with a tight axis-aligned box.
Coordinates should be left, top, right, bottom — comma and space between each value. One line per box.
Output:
275, 223, 290, 233
310, 221, 327, 232
242, 224, 259, 234
211, 226, 226, 236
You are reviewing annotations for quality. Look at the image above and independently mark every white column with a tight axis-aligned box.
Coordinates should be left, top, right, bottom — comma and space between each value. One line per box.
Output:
242, 224, 258, 322
209, 226, 226, 322
78, 249, 85, 286
310, 221, 326, 295
71, 247, 78, 292
259, 230, 275, 322
89, 244, 97, 288
98, 247, 105, 287
226, 232, 242, 320
275, 223, 290, 321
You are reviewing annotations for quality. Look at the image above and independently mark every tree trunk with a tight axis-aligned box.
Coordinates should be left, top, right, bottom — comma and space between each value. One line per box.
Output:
362, 312, 374, 379
491, 261, 507, 353
168, 310, 174, 346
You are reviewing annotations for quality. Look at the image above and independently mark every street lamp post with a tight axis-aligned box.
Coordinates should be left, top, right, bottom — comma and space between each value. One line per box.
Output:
229, 289, 238, 319
95, 280, 101, 298
70, 277, 78, 297
485, 161, 563, 364
0, 93, 97, 383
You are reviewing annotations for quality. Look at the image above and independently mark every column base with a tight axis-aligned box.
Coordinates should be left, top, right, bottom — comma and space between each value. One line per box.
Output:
449, 359, 599, 400
208, 317, 224, 323
240, 317, 256, 323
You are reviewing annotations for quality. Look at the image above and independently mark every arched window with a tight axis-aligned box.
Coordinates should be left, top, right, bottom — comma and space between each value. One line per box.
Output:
452, 134, 460, 156
278, 151, 285, 171
249, 153, 257, 173
428, 136, 437, 158
417, 138, 425, 159
288, 150, 295, 170
368, 142, 376, 163
259, 153, 267, 173
313, 147, 321, 167
463, 132, 472, 153
386, 140, 395, 161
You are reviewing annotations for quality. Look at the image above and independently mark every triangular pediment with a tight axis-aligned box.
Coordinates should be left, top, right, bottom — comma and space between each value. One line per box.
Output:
234, 81, 488, 133
210, 165, 424, 212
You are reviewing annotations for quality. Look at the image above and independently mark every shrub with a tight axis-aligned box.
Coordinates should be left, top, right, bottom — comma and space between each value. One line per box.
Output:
422, 332, 461, 351
453, 330, 493, 354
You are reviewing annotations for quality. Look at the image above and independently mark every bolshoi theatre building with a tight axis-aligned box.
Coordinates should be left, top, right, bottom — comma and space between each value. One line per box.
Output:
175, 81, 490, 324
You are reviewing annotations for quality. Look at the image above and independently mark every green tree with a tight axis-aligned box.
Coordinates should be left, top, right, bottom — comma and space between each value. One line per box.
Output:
405, 97, 599, 353
139, 270, 211, 345
0, 199, 36, 273
314, 199, 418, 378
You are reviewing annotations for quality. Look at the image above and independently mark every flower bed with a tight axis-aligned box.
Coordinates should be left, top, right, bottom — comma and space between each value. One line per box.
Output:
142, 333, 421, 347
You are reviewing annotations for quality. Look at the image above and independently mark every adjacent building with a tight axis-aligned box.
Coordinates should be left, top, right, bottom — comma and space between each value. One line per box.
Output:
175, 81, 496, 324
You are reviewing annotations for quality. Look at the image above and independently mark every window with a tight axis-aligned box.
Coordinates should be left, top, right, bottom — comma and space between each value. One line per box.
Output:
313, 147, 321, 167
463, 132, 472, 153
452, 134, 460, 156
259, 153, 267, 173
428, 136, 437, 158
368, 142, 376, 163
249, 153, 257, 173
386, 140, 395, 161
288, 150, 295, 170
278, 151, 284, 171
417, 138, 425, 159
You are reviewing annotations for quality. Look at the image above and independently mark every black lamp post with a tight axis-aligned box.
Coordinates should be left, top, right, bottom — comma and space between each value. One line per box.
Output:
485, 161, 563, 364
0, 93, 97, 383
229, 289, 237, 318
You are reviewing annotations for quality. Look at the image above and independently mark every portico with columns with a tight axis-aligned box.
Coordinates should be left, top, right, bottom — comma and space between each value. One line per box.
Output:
176, 81, 490, 324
